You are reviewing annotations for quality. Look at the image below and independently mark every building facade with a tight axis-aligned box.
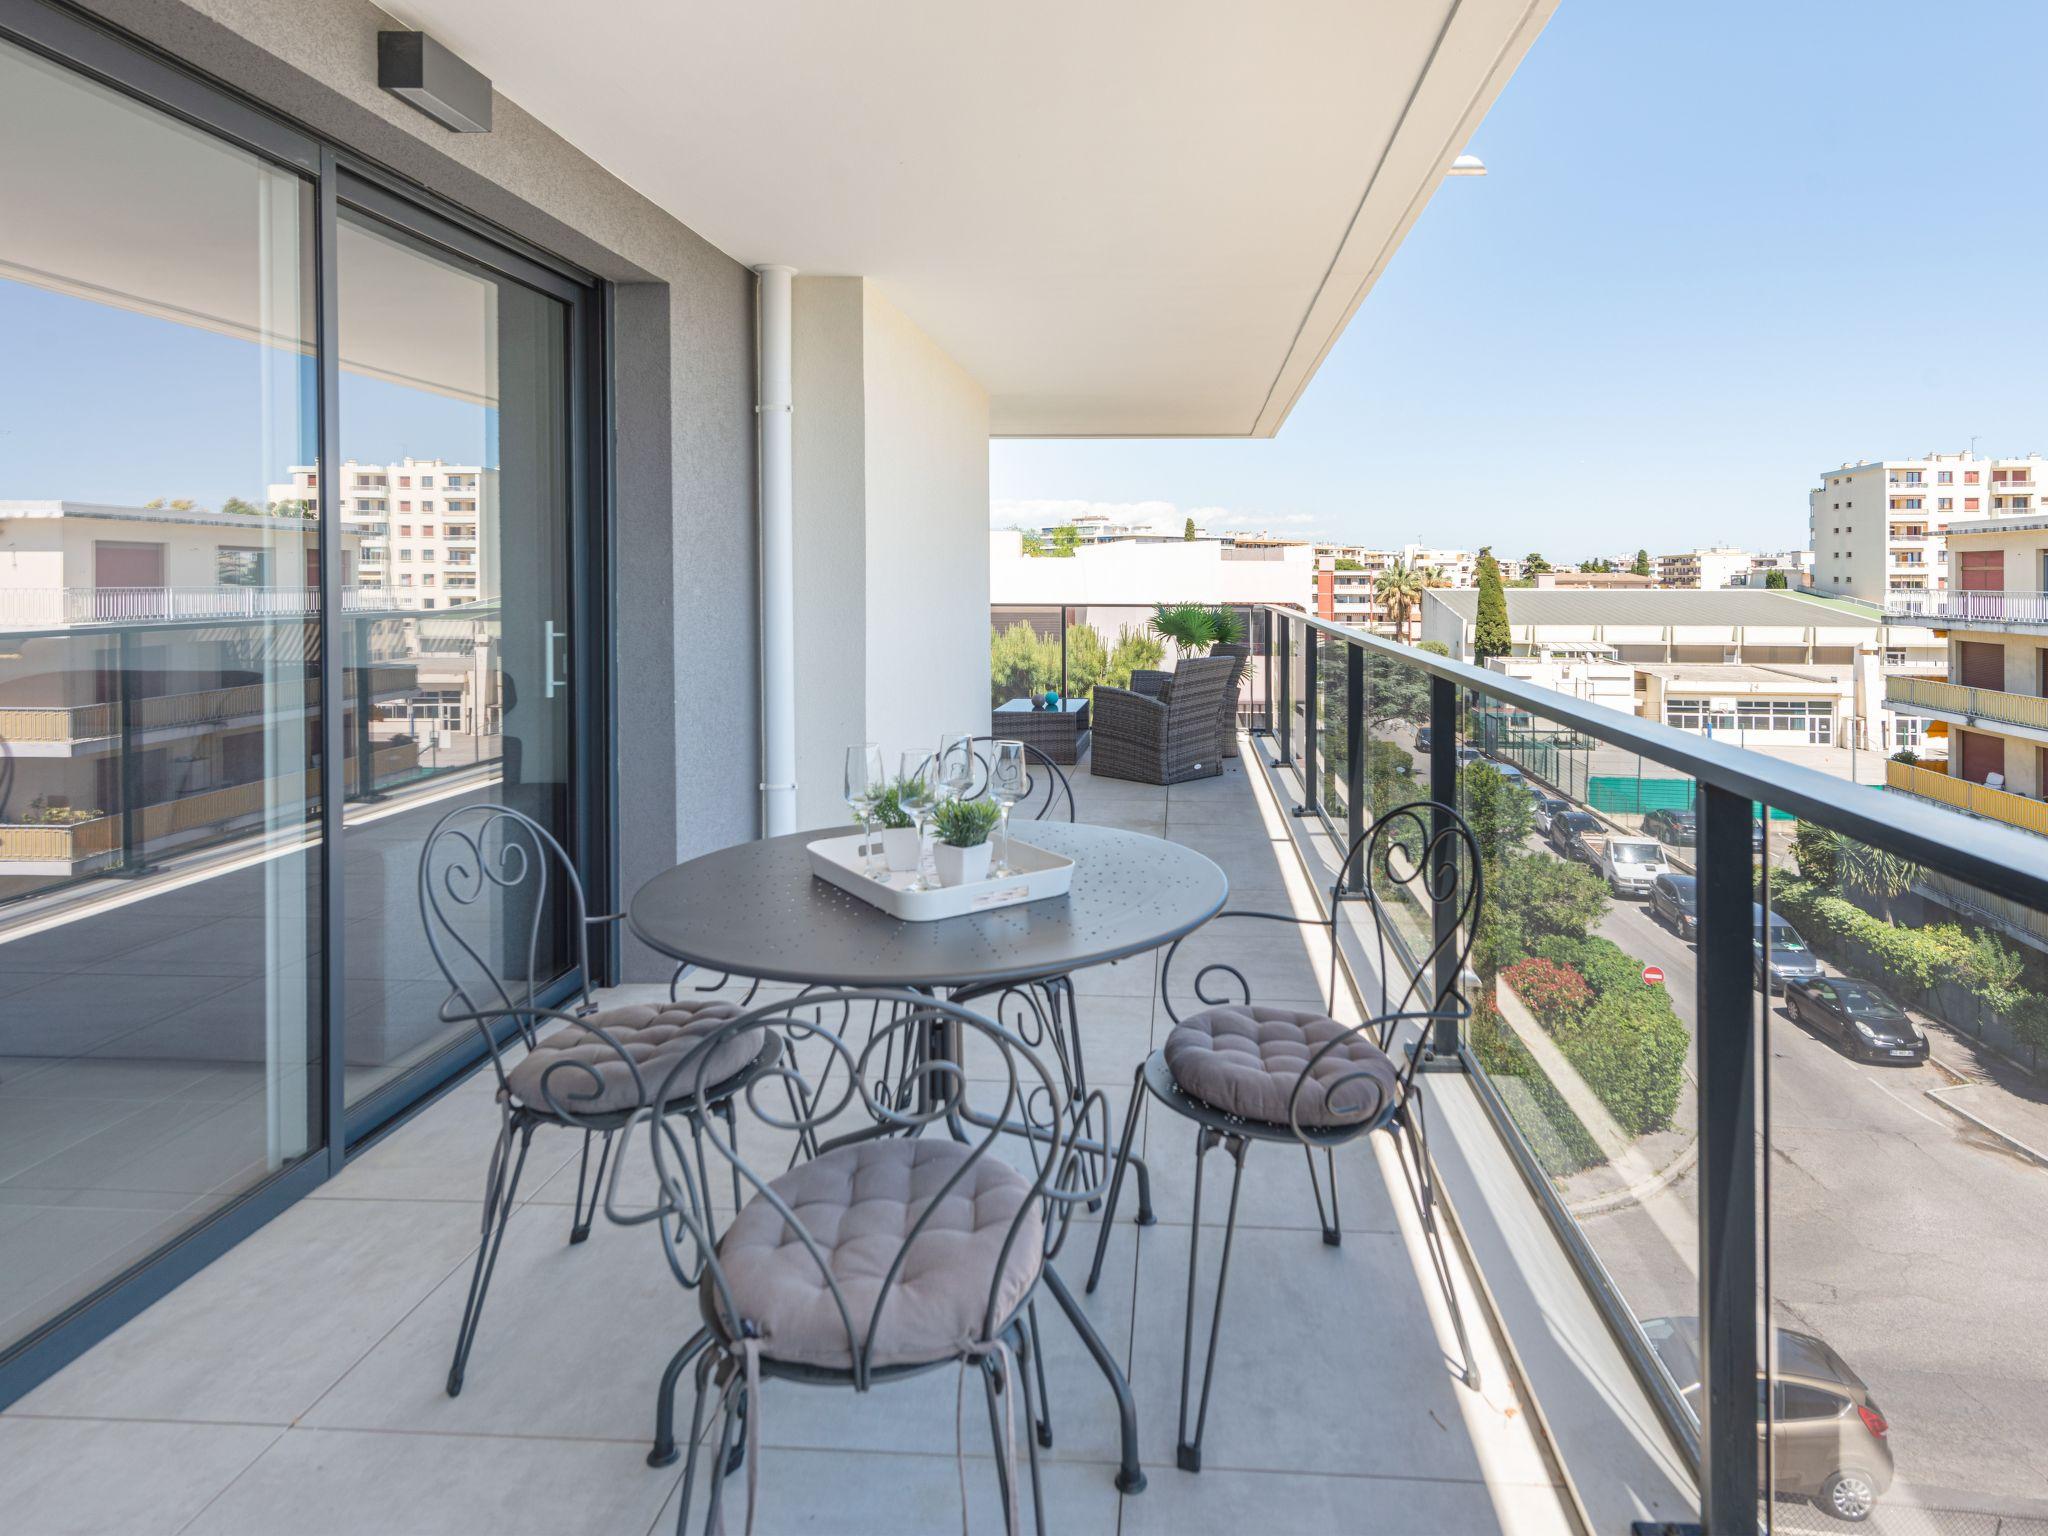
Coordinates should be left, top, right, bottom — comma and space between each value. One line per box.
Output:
1809, 453, 2046, 600
267, 459, 490, 610
1655, 545, 1751, 590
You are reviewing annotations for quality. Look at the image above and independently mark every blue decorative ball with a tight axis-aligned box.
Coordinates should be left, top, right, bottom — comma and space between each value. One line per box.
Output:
1043, 690, 1059, 709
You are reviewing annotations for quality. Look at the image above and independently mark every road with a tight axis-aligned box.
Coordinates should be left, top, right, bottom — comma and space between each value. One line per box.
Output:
1523, 810, 2048, 1523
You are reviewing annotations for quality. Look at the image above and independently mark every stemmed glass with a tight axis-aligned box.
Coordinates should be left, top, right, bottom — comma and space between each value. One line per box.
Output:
896, 750, 937, 892
989, 740, 1026, 876
844, 743, 885, 879
937, 732, 976, 805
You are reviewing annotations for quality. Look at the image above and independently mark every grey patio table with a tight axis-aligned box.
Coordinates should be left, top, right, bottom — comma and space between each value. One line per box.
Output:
628, 820, 1229, 1495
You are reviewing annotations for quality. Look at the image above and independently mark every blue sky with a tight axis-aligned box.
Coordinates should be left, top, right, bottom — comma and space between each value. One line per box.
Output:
993, 1, 2048, 562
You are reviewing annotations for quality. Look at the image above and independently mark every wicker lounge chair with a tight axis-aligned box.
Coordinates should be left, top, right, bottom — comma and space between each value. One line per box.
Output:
1090, 654, 1234, 784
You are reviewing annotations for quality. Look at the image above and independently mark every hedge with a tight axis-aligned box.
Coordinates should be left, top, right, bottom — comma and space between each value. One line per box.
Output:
1468, 996, 1604, 1176
1526, 936, 1689, 1137
1773, 879, 2048, 1057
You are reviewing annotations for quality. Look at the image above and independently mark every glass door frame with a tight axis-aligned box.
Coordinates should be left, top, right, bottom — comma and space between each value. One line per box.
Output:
0, 0, 614, 1404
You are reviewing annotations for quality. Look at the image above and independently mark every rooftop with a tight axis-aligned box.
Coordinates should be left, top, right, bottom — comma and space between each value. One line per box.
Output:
1428, 587, 1882, 628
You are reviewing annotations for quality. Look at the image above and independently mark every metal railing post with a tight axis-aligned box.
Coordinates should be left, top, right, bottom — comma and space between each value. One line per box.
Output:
1293, 623, 1318, 816
1428, 674, 1459, 1053
353, 616, 381, 803
1276, 615, 1293, 766
1059, 605, 1069, 702
1253, 606, 1274, 736
1343, 640, 1364, 887
1695, 782, 1761, 1534
115, 626, 145, 877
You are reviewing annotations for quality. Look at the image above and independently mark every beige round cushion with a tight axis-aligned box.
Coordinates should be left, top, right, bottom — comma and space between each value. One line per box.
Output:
506, 1000, 755, 1115
1162, 1003, 1397, 1128
708, 1138, 1043, 1371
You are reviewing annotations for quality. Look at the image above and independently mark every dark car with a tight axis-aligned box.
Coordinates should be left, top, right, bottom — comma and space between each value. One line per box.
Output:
1550, 810, 1600, 860
1532, 797, 1571, 837
1754, 906, 1823, 993
1784, 976, 1927, 1064
1644, 807, 1698, 846
1642, 1316, 1894, 1523
1416, 725, 1433, 752
1650, 873, 1698, 938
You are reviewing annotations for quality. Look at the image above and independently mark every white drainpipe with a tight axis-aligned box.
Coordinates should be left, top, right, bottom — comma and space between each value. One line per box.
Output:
755, 264, 798, 837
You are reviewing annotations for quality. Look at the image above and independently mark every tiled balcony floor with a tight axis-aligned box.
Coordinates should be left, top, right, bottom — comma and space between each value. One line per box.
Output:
0, 751, 1571, 1535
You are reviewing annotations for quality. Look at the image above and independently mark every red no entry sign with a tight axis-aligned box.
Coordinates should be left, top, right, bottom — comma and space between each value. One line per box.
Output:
1642, 965, 1666, 986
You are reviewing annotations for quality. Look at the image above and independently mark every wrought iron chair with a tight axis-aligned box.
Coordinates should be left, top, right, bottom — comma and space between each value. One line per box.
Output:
1085, 800, 1482, 1472
603, 989, 1107, 1536
418, 803, 773, 1397
1090, 653, 1235, 785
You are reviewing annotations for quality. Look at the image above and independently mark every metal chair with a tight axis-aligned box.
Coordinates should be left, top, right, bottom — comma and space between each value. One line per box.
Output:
418, 802, 771, 1397
1085, 800, 1483, 1472
603, 990, 1107, 1536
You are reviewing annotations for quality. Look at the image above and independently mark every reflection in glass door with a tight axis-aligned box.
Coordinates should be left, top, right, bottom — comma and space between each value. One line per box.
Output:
333, 197, 580, 1112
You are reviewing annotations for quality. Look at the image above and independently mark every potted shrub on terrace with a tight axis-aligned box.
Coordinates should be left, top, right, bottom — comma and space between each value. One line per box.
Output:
868, 778, 924, 873
929, 797, 1001, 886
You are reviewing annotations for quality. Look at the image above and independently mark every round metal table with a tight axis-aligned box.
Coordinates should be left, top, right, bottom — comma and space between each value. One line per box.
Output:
627, 820, 1226, 1496
627, 821, 1228, 991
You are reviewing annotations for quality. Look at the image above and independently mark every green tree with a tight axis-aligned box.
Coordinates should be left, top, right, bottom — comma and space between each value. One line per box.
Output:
1333, 557, 1365, 572
1104, 626, 1165, 690
1183, 516, 1196, 541
1473, 852, 1612, 980
1019, 531, 1046, 557
1063, 622, 1109, 699
990, 620, 1057, 704
1363, 639, 1449, 730
1472, 548, 1511, 666
1631, 548, 1651, 577
1765, 568, 1789, 589
1459, 760, 1534, 867
1523, 552, 1552, 575
1373, 559, 1429, 640
1048, 524, 1081, 558
221, 496, 262, 516
1578, 557, 1613, 574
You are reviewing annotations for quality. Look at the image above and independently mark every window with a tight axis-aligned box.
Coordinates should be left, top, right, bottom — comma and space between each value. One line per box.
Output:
420, 475, 435, 487
398, 476, 410, 487
1885, 648, 1908, 665
420, 547, 435, 561
1966, 471, 1981, 484
2017, 497, 2032, 510
1939, 498, 1953, 510
1778, 1385, 1849, 1422
398, 524, 411, 537
398, 500, 411, 512
1939, 470, 1954, 484
1965, 498, 1981, 511
215, 546, 269, 587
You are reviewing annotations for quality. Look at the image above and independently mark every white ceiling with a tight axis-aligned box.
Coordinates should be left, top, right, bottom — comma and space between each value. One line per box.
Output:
386, 0, 1556, 436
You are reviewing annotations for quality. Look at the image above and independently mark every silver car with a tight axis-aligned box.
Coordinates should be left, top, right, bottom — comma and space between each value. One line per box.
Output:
1753, 906, 1822, 993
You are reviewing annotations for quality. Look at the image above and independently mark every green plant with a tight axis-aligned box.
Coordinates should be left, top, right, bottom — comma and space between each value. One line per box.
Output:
1891, 747, 1919, 765
930, 797, 1001, 847
1631, 548, 1651, 578
1105, 626, 1165, 690
1149, 602, 1218, 654
1205, 606, 1245, 647
1373, 560, 1428, 639
1765, 568, 1789, 589
866, 775, 924, 830
1183, 516, 1196, 541
1523, 552, 1552, 575
1472, 549, 1510, 665
1500, 956, 1591, 1024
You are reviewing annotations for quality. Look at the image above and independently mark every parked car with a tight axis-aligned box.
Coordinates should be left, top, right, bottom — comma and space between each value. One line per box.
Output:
1783, 976, 1927, 1064
1754, 906, 1823, 993
1550, 810, 1600, 861
1650, 873, 1698, 938
1643, 807, 1697, 846
1488, 759, 1527, 788
1456, 745, 1482, 768
1642, 1316, 1894, 1524
1589, 834, 1669, 897
1532, 797, 1571, 837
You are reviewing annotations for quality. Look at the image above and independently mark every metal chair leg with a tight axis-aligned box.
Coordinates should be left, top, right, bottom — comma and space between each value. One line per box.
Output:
1303, 1143, 1341, 1247
1041, 1265, 1145, 1494
1086, 1062, 1147, 1294
699, 1373, 743, 1536
1177, 1128, 1249, 1473
648, 1327, 711, 1467
982, 1349, 1012, 1520
446, 1118, 535, 1397
674, 1351, 717, 1534
1025, 1300, 1053, 1448
1014, 1319, 1049, 1536
568, 1127, 614, 1245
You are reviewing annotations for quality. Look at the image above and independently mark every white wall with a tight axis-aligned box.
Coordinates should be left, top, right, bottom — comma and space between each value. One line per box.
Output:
991, 537, 1311, 605
786, 279, 989, 828
861, 283, 990, 783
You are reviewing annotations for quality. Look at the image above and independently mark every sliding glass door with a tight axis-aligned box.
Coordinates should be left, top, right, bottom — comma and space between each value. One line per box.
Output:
0, 1, 604, 1389
332, 190, 583, 1117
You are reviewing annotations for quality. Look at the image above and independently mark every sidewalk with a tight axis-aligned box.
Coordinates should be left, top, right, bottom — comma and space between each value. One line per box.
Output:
1921, 1024, 2048, 1168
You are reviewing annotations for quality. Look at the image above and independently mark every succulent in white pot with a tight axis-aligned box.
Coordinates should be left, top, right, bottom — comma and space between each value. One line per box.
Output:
929, 797, 1001, 887
867, 780, 924, 872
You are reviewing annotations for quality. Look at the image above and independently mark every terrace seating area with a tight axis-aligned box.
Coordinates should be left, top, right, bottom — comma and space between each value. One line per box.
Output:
0, 751, 1570, 1536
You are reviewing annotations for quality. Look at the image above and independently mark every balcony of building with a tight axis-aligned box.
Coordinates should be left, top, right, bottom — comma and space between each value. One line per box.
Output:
1887, 756, 2048, 837
1886, 675, 2048, 746
1886, 589, 2048, 629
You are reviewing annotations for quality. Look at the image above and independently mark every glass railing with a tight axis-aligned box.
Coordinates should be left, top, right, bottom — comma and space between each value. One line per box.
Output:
987, 602, 1268, 730
1253, 604, 2048, 1536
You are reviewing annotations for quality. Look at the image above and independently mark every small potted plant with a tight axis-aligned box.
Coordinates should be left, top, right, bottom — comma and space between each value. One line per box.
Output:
867, 778, 924, 872
928, 797, 1001, 886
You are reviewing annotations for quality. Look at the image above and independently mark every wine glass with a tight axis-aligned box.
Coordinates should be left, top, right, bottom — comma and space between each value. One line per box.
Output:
989, 740, 1026, 876
895, 750, 937, 892
844, 743, 884, 879
937, 732, 975, 805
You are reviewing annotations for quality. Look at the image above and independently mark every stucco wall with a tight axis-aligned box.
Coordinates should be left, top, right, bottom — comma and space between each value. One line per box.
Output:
68, 0, 760, 979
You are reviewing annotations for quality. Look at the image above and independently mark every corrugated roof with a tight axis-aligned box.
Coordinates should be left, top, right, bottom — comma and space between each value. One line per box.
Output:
1428, 588, 1877, 629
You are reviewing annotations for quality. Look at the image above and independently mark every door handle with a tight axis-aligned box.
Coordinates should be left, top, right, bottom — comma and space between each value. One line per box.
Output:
544, 620, 567, 700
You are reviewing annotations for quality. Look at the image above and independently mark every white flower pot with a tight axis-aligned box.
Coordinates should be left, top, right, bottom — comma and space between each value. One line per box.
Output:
932, 840, 991, 888
881, 826, 922, 873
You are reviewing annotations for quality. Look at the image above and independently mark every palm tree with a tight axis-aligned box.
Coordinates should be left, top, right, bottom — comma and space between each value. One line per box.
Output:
1373, 559, 1430, 641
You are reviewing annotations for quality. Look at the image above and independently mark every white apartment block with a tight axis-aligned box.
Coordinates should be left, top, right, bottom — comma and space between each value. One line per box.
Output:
267, 458, 492, 611
1655, 546, 1751, 590
1809, 452, 2046, 601
1729, 549, 1814, 588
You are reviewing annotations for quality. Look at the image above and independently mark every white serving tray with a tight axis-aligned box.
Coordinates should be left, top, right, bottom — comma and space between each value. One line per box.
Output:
806, 832, 1074, 920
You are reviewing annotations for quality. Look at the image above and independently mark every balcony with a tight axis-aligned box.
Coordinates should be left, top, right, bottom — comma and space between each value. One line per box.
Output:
0, 585, 396, 629
1886, 588, 2048, 628
1887, 674, 2048, 741
0, 668, 418, 749
1888, 757, 2048, 836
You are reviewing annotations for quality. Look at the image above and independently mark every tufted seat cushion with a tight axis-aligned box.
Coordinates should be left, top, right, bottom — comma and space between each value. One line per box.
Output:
706, 1138, 1043, 1371
1163, 1003, 1397, 1128
505, 1000, 756, 1116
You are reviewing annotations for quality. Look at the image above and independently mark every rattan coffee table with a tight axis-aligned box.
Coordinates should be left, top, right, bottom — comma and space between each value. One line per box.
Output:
993, 696, 1090, 763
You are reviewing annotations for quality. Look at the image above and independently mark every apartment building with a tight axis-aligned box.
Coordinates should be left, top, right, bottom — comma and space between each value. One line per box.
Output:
1809, 452, 2047, 600
1884, 512, 2048, 834
1729, 549, 1814, 588
1655, 545, 1751, 590
267, 457, 491, 610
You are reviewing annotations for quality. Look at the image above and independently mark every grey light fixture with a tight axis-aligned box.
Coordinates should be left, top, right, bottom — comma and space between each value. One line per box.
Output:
378, 31, 492, 133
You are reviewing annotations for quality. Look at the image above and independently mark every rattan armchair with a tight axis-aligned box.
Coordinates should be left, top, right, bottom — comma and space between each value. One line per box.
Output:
1090, 653, 1234, 784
